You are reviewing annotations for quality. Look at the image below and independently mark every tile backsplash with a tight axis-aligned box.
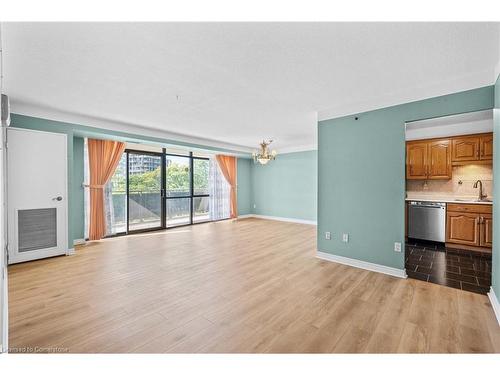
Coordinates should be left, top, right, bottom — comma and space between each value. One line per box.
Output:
406, 164, 493, 199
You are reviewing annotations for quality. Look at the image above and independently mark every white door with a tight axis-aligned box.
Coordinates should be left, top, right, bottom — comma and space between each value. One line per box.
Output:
7, 128, 68, 264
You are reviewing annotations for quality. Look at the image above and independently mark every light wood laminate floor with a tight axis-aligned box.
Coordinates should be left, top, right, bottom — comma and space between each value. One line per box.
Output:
8, 218, 500, 353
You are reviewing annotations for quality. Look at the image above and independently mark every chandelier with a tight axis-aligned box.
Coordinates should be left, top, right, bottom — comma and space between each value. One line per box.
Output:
252, 140, 277, 165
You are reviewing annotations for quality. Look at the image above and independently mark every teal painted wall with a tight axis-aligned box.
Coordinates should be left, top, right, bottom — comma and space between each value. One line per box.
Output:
252, 150, 317, 222
318, 86, 494, 269
493, 75, 500, 300
73, 137, 85, 240
237, 158, 253, 215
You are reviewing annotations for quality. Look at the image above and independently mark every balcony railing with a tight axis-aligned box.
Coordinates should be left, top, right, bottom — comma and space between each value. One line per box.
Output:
110, 190, 210, 232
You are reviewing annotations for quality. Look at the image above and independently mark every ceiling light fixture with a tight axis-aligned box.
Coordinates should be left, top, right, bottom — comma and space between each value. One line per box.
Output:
252, 140, 277, 165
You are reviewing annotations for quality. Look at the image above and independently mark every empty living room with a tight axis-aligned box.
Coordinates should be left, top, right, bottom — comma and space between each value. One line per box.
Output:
1, 0, 500, 373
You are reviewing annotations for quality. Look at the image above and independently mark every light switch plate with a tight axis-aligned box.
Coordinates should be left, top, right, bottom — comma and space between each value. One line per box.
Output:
325, 232, 331, 240
342, 233, 349, 242
394, 242, 402, 252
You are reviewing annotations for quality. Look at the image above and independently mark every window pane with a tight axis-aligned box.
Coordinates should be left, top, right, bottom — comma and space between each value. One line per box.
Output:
128, 153, 162, 231
166, 155, 190, 197
193, 196, 210, 223
109, 153, 127, 233
193, 159, 209, 196
167, 198, 191, 227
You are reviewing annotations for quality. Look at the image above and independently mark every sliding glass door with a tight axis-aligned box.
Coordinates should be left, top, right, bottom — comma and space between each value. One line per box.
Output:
165, 155, 191, 227
165, 154, 210, 227
105, 149, 215, 236
127, 152, 163, 232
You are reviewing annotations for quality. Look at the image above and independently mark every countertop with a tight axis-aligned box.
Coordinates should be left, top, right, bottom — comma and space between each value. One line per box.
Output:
405, 196, 493, 205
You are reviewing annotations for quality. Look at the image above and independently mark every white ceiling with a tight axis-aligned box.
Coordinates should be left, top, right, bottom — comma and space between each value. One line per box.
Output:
2, 22, 499, 153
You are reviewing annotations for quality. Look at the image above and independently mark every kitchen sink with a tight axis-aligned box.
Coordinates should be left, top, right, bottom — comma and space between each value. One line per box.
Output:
454, 198, 492, 203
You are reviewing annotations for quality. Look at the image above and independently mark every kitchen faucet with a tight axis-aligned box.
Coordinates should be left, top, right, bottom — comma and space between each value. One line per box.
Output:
473, 180, 487, 201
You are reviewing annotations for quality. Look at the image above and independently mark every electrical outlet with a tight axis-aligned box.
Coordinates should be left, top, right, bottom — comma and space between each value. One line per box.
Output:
342, 233, 349, 242
253, 204, 256, 209
394, 242, 402, 252
325, 232, 331, 240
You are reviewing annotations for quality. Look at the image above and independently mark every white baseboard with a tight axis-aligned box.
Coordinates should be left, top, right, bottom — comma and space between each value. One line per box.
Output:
237, 214, 317, 225
488, 287, 500, 326
237, 214, 254, 219
316, 250, 407, 279
73, 238, 86, 246
66, 248, 76, 255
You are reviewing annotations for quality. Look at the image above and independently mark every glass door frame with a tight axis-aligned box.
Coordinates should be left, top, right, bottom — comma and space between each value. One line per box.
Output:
125, 149, 166, 234
191, 155, 211, 224
112, 149, 212, 235
164, 151, 210, 228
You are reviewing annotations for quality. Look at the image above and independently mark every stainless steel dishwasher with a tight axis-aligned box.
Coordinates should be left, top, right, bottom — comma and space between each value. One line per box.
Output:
407, 201, 446, 242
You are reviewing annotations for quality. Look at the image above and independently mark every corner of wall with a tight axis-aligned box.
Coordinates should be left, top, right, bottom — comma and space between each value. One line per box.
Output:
488, 287, 500, 326
492, 70, 500, 315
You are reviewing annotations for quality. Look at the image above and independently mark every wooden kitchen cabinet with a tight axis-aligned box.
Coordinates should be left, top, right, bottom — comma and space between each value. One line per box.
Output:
427, 140, 451, 179
446, 212, 479, 246
406, 142, 428, 179
451, 135, 480, 162
480, 134, 493, 161
406, 139, 451, 180
446, 203, 492, 252
451, 133, 493, 163
407, 132, 492, 180
480, 214, 493, 247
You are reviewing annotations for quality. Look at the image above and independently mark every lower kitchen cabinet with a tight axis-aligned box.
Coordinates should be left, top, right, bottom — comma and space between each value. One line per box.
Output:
446, 212, 479, 246
480, 214, 493, 247
446, 203, 492, 252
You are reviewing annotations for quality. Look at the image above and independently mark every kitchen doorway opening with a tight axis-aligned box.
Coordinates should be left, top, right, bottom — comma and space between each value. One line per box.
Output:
404, 110, 493, 294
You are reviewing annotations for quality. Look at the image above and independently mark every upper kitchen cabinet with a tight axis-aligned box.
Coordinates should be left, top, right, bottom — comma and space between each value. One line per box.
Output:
451, 135, 480, 162
479, 134, 493, 160
406, 142, 428, 180
451, 133, 492, 163
427, 139, 451, 179
406, 139, 451, 180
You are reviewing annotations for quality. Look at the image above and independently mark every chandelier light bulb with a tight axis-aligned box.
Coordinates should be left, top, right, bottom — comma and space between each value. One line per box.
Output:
252, 139, 277, 165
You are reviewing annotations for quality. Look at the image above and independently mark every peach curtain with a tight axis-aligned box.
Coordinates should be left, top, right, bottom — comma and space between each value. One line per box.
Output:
215, 155, 238, 218
88, 139, 126, 240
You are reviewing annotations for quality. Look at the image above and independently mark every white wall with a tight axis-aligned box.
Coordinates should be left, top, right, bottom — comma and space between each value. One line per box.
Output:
405, 110, 493, 140
0, 126, 6, 353
495, 23, 500, 81
0, 24, 7, 353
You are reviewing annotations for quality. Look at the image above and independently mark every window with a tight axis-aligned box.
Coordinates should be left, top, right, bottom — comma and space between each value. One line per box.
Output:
107, 153, 127, 234
166, 155, 190, 197
193, 159, 209, 195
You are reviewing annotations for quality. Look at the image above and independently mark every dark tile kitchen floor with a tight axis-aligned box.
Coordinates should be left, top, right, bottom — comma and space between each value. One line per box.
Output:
405, 240, 492, 295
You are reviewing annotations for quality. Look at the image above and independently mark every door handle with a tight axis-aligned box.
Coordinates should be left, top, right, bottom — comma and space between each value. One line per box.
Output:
53, 196, 63, 201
